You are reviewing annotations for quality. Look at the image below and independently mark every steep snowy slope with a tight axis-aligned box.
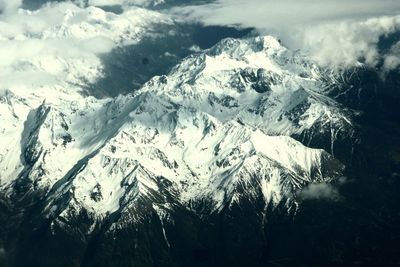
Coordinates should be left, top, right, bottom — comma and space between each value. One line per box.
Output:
1, 33, 350, 232
0, 2, 171, 187
143, 36, 353, 139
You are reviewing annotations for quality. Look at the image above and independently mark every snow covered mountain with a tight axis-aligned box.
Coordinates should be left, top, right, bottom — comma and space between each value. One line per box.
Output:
0, 28, 353, 234
0, 5, 366, 266
2, 2, 400, 267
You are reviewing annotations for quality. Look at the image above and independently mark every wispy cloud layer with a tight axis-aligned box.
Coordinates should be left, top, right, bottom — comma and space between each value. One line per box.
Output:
171, 0, 400, 69
0, 0, 22, 14
299, 183, 341, 201
171, 0, 400, 29
1, 0, 399, 94
88, 0, 162, 6
0, 2, 171, 96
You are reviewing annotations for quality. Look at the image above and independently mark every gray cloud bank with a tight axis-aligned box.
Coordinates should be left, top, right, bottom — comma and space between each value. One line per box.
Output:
171, 0, 400, 70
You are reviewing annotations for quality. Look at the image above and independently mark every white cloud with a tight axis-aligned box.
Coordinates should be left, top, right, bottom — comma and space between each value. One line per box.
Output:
0, 0, 22, 14
0, 2, 171, 96
171, 0, 400, 29
384, 41, 400, 71
88, 0, 164, 7
298, 183, 340, 201
171, 0, 400, 70
89, 0, 125, 5
298, 16, 400, 69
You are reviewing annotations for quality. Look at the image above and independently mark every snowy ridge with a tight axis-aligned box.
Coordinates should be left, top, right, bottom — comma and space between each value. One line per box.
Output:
143, 36, 352, 138
0, 34, 349, 229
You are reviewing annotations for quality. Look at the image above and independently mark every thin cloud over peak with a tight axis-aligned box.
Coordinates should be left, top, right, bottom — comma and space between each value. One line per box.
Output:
171, 0, 400, 70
